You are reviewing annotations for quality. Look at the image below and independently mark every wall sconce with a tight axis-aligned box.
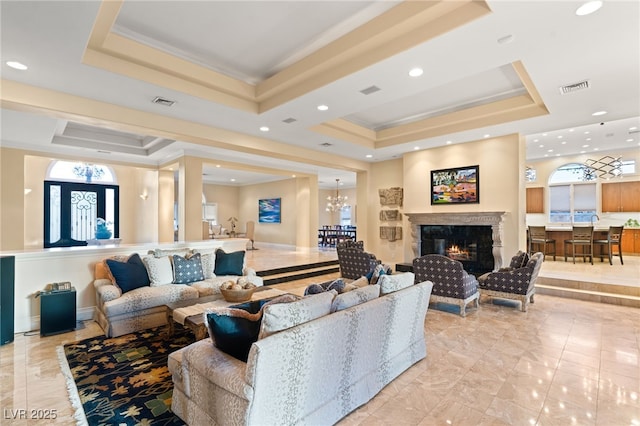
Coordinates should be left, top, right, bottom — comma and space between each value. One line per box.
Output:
139, 192, 148, 200
24, 188, 32, 195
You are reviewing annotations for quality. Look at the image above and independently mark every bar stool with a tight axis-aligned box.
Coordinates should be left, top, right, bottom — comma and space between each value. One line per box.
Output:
593, 226, 624, 265
528, 226, 556, 260
564, 226, 594, 264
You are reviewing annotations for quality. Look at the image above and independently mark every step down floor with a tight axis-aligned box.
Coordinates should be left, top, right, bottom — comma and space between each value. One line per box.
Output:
258, 260, 340, 286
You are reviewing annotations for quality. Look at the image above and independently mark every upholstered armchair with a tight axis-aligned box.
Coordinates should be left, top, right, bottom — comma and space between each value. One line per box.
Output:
478, 252, 544, 312
336, 242, 379, 280
412, 254, 479, 317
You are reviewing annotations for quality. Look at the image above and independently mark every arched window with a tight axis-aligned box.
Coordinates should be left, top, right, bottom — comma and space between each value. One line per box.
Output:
44, 161, 119, 247
548, 163, 596, 224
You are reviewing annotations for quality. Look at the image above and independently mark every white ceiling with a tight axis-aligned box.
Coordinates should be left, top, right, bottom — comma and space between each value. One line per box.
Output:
1, 0, 639, 189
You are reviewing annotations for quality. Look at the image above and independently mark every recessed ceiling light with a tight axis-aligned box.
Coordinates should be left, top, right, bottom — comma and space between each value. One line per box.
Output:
576, 0, 603, 16
630, 127, 638, 131
542, 133, 548, 136
584, 131, 590, 134
446, 141, 452, 145
216, 164, 221, 168
497, 34, 514, 45
365, 154, 373, 158
561, 141, 567, 144
413, 146, 420, 150
555, 154, 560, 157
483, 134, 490, 138
317, 104, 329, 111
533, 139, 539, 142
626, 138, 634, 142
580, 151, 586, 154
539, 144, 544, 148
259, 126, 269, 132
586, 138, 592, 141
582, 144, 590, 148
594, 148, 599, 151
557, 135, 563, 139
592, 110, 607, 116
544, 154, 549, 157
408, 67, 423, 77
6, 61, 28, 70
292, 174, 296, 178
230, 178, 236, 182
547, 149, 554, 152
569, 129, 574, 132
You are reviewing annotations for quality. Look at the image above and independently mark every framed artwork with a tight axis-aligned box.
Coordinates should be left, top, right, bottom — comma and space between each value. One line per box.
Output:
258, 198, 281, 223
430, 165, 479, 205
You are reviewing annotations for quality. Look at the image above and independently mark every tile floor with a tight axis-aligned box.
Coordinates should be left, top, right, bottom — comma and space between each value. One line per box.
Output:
0, 247, 638, 425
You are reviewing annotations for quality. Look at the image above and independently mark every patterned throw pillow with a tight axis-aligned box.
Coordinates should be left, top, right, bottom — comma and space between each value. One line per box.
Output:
330, 284, 380, 313
368, 263, 392, 285
214, 249, 245, 276
105, 253, 150, 293
259, 291, 334, 339
351, 276, 370, 288
378, 272, 415, 295
303, 278, 346, 295
509, 251, 529, 269
172, 253, 205, 284
150, 248, 191, 258
192, 250, 216, 279
142, 255, 174, 286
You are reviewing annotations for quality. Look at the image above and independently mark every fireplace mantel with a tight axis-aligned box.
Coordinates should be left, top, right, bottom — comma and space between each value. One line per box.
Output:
406, 211, 507, 270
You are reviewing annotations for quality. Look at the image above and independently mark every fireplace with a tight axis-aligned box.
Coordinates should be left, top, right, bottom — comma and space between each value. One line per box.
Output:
420, 225, 494, 275
406, 212, 506, 276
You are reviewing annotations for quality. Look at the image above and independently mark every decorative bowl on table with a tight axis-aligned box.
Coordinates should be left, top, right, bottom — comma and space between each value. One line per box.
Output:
220, 287, 256, 302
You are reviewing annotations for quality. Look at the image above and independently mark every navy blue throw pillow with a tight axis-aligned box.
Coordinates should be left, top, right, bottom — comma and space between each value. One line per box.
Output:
105, 253, 150, 293
205, 299, 271, 362
214, 249, 245, 275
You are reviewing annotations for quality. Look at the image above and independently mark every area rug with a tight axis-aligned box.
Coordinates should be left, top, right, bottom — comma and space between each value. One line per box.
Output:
58, 325, 195, 426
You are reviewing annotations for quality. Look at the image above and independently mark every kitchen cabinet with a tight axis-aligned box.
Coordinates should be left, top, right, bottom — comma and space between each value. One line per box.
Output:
526, 187, 544, 213
602, 181, 640, 212
621, 229, 640, 254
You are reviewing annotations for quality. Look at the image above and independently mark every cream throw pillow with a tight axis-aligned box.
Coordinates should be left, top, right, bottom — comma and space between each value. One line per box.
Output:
330, 284, 380, 313
259, 291, 334, 339
142, 255, 174, 286
378, 272, 415, 295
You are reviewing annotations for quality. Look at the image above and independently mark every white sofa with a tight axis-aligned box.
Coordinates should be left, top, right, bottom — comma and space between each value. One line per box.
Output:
93, 247, 263, 337
168, 277, 433, 425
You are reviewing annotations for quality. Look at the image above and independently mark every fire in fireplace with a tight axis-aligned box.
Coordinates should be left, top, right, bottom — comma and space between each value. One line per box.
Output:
420, 225, 494, 276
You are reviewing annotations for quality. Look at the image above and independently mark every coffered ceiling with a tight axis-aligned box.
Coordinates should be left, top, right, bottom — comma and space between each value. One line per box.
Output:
1, 0, 639, 188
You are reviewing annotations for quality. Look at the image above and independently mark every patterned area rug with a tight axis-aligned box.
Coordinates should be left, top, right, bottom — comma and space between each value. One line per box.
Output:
58, 325, 195, 425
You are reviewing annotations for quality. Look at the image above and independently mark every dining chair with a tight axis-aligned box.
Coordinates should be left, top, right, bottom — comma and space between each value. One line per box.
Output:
528, 226, 556, 260
564, 226, 594, 264
593, 226, 624, 265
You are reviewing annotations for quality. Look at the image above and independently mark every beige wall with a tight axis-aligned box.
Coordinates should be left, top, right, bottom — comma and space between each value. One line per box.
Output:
366, 159, 404, 264
203, 183, 240, 232
402, 134, 525, 262
238, 178, 298, 246
0, 148, 25, 250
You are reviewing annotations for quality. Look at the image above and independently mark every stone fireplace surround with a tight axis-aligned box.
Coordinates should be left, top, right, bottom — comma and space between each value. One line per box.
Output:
406, 211, 507, 271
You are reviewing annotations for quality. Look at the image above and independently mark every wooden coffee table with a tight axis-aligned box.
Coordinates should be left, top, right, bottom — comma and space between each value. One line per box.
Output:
165, 287, 286, 340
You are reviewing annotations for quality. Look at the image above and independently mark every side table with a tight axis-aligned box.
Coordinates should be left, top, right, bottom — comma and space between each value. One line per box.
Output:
40, 288, 76, 336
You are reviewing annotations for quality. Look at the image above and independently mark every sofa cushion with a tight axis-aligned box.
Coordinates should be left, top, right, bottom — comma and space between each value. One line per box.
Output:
330, 284, 380, 313
192, 250, 215, 279
303, 278, 345, 296
378, 272, 415, 295
103, 284, 198, 317
205, 301, 265, 362
173, 253, 205, 284
142, 255, 174, 286
150, 248, 191, 258
259, 291, 334, 339
214, 249, 245, 276
105, 253, 150, 293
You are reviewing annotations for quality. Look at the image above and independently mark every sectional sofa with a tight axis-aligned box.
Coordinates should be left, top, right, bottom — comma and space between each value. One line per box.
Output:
168, 273, 433, 425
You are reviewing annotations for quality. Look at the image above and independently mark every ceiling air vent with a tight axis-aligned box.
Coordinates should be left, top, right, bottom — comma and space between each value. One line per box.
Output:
152, 96, 176, 107
320, 142, 333, 147
629, 129, 640, 135
559, 80, 590, 95
360, 85, 381, 95
282, 117, 297, 124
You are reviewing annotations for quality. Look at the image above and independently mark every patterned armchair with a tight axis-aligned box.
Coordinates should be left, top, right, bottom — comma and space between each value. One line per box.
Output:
478, 252, 543, 312
336, 242, 379, 280
412, 254, 479, 317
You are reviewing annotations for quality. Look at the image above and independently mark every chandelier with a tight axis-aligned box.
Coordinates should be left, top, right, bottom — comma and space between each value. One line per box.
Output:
584, 155, 622, 179
326, 179, 350, 212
